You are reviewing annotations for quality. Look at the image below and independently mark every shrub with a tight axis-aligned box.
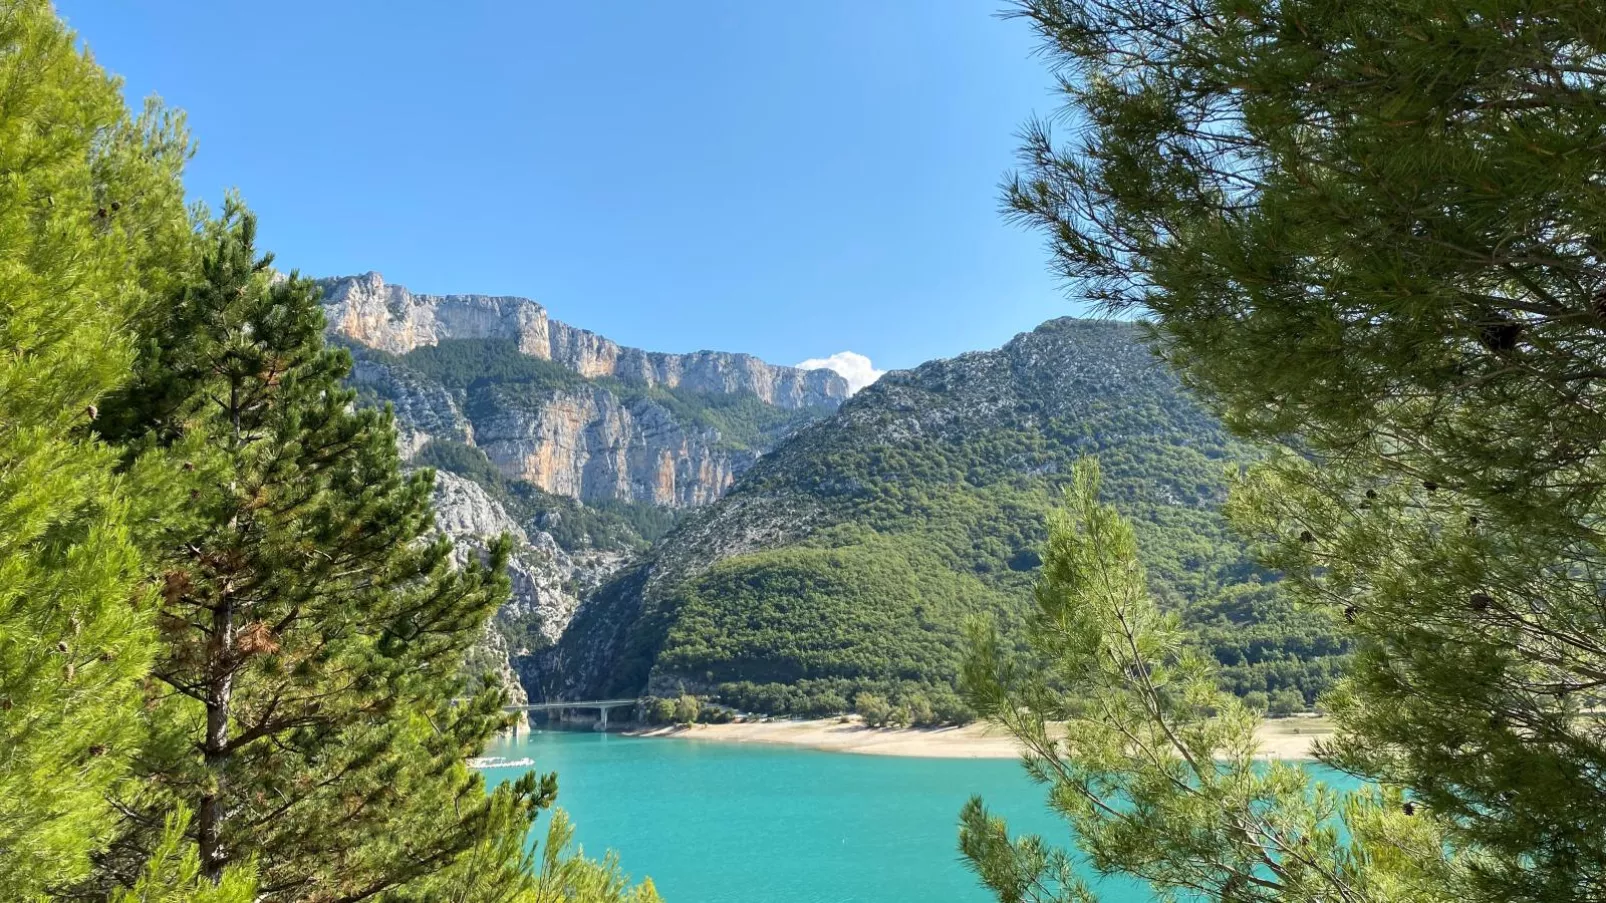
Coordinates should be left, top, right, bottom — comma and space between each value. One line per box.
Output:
643, 697, 677, 725
672, 694, 701, 724
903, 694, 937, 727
854, 692, 894, 728
802, 692, 850, 718
1268, 688, 1304, 718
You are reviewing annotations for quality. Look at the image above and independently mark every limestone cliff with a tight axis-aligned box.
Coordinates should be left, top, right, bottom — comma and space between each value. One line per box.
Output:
327, 272, 853, 704
431, 471, 628, 704
322, 272, 848, 409
469, 385, 753, 507
346, 354, 471, 458
432, 471, 628, 646
344, 344, 774, 508
326, 273, 845, 510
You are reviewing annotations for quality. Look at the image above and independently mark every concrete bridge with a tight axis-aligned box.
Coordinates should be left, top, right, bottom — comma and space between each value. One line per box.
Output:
505, 698, 638, 732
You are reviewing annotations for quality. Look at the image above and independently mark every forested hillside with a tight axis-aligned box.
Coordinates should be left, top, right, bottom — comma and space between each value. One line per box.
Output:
325, 315, 852, 707
544, 319, 1346, 717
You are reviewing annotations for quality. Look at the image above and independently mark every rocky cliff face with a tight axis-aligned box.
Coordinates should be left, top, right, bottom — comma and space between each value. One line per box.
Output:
322, 272, 848, 409
431, 471, 629, 703
470, 385, 753, 507
326, 273, 846, 510
328, 272, 855, 704
346, 349, 754, 508
347, 355, 472, 458
432, 471, 629, 645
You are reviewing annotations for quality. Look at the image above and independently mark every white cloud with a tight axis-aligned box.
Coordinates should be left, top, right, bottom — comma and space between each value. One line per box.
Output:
796, 351, 885, 395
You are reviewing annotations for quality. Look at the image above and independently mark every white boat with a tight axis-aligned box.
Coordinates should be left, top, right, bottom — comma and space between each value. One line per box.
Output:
466, 756, 536, 770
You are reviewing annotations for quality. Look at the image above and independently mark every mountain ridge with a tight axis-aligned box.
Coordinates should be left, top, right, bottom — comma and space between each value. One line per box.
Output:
320, 272, 850, 409
317, 273, 867, 701
319, 272, 852, 511
537, 317, 1346, 714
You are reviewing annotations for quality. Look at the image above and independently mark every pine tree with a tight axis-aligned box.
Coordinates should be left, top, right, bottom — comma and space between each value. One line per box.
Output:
1002, 1, 1606, 899
0, 1, 193, 894
960, 461, 1456, 903
90, 204, 550, 900
526, 810, 661, 903
386, 803, 662, 903
108, 807, 258, 903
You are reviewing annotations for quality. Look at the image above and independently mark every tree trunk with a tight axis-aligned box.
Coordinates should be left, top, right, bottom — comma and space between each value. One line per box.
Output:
199, 588, 235, 881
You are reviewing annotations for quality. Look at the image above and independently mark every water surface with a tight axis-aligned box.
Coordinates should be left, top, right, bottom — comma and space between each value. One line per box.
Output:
479, 730, 1146, 903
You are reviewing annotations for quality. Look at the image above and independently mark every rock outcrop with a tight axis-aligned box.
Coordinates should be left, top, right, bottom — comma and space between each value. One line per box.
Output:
470, 385, 752, 507
431, 472, 627, 647
431, 472, 629, 704
322, 272, 849, 409
347, 353, 472, 457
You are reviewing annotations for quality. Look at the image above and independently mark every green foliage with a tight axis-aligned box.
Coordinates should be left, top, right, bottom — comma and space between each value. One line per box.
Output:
0, 1, 194, 893
524, 490, 682, 553
108, 807, 256, 903
579, 320, 1343, 715
528, 809, 662, 903
1268, 688, 1306, 718
92, 207, 545, 898
397, 338, 585, 398
1004, 0, 1606, 898
959, 462, 1457, 902
415, 437, 512, 493
849, 689, 951, 729
1181, 581, 1346, 704
643, 697, 678, 725
380, 771, 555, 903
904, 694, 937, 727
672, 694, 701, 724
659, 539, 990, 690
855, 692, 896, 728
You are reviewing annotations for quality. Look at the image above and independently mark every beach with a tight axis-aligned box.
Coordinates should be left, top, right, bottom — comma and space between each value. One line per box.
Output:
628, 714, 1334, 760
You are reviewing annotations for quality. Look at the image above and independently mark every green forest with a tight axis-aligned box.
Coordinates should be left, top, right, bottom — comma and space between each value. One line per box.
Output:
558, 319, 1347, 717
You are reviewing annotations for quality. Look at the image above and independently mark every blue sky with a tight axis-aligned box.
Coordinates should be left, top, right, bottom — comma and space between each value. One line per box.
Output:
57, 1, 1085, 374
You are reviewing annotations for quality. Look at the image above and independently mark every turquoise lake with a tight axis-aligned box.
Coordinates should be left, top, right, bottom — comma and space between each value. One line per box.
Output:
478, 730, 1150, 903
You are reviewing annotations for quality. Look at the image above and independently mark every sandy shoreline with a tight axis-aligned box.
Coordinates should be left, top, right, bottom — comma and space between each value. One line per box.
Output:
625, 714, 1333, 760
